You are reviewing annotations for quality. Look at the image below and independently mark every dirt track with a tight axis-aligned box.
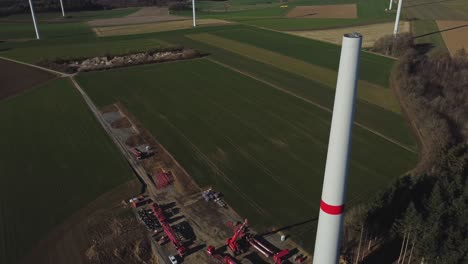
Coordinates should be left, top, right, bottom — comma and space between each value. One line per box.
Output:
436, 20, 468, 56
0, 58, 55, 101
88, 7, 185, 27
286, 4, 357, 19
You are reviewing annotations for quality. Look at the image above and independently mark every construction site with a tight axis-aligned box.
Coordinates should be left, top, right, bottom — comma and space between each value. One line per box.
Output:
100, 103, 309, 264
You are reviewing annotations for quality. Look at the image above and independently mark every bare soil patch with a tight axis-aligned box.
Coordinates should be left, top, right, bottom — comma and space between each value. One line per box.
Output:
286, 4, 357, 19
125, 134, 146, 147
20, 180, 146, 264
41, 48, 202, 73
111, 117, 132, 128
0, 58, 55, 101
436, 20, 468, 56
94, 19, 233, 37
88, 7, 185, 27
288, 21, 410, 48
101, 104, 118, 113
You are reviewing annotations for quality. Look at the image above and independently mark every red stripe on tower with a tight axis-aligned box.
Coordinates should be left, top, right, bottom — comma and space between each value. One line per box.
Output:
320, 200, 344, 215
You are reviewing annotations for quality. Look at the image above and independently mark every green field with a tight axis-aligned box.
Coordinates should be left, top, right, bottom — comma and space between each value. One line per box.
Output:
0, 78, 134, 264
0, 2, 421, 257
77, 59, 417, 251
0, 7, 139, 40
404, 0, 468, 20
412, 19, 448, 53
0, 7, 140, 22
175, 0, 394, 30
0, 36, 169, 63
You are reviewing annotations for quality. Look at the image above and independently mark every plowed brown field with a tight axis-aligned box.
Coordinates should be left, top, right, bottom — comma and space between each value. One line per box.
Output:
436, 20, 468, 56
0, 58, 55, 101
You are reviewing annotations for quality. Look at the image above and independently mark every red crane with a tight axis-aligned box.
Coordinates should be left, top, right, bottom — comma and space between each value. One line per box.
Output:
150, 203, 187, 257
226, 219, 248, 255
207, 246, 239, 264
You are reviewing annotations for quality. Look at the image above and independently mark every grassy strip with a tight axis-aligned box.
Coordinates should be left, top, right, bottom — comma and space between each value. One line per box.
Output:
187, 32, 401, 113
0, 78, 133, 264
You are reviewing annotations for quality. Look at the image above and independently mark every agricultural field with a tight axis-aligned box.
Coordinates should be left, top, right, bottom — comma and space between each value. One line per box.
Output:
174, 0, 394, 30
404, 0, 468, 20
0, 77, 134, 264
0, 7, 140, 22
0, 58, 54, 100
412, 19, 448, 52
0, 1, 423, 258
76, 58, 417, 252
436, 20, 468, 56
0, 7, 141, 40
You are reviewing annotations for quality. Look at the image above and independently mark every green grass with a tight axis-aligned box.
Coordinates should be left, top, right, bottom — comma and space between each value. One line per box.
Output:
412, 19, 448, 53
76, 59, 417, 252
0, 35, 169, 63
209, 26, 395, 87
153, 27, 415, 148
188, 33, 401, 113
0, 22, 93, 40
0, 7, 140, 40
0, 78, 134, 264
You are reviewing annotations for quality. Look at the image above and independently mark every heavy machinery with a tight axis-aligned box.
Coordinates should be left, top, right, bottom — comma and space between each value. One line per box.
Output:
151, 203, 187, 257
207, 246, 239, 264
209, 218, 290, 264
246, 235, 290, 264
226, 219, 248, 255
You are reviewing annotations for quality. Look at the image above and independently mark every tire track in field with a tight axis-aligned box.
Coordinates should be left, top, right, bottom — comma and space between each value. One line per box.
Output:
150, 111, 270, 218
209, 58, 417, 154
184, 87, 319, 209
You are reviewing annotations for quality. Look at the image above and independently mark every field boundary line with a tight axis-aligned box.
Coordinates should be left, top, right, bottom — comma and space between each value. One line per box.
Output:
0, 56, 69, 77
208, 58, 417, 154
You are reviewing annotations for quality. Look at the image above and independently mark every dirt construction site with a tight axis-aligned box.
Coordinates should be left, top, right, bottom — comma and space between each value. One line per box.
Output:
98, 103, 311, 264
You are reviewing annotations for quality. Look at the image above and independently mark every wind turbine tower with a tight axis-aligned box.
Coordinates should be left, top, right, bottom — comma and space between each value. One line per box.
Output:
313, 32, 362, 264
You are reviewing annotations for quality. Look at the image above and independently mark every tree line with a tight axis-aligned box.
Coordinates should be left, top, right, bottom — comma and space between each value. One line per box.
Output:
342, 36, 468, 263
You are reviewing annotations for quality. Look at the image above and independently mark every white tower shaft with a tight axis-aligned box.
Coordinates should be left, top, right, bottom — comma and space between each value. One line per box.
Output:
59, 0, 66, 17
192, 0, 196, 27
389, 0, 393, 10
313, 33, 362, 264
393, 0, 403, 36
28, 0, 40, 40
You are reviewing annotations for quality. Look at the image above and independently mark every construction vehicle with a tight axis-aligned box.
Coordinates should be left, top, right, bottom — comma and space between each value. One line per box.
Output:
207, 245, 239, 264
246, 235, 290, 264
150, 203, 187, 257
226, 219, 248, 255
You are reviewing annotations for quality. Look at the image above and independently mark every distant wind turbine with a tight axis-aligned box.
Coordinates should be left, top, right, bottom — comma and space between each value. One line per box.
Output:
59, 0, 66, 17
192, 0, 196, 27
28, 0, 40, 39
393, 0, 404, 36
